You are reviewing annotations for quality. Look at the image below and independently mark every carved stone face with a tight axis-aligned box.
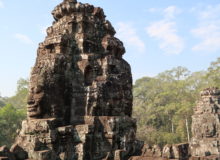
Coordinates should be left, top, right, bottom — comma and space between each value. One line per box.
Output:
25, 0, 132, 120
27, 85, 44, 118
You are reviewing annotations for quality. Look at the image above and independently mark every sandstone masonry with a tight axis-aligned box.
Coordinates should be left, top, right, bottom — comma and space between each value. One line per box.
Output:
190, 88, 220, 159
1, 0, 143, 159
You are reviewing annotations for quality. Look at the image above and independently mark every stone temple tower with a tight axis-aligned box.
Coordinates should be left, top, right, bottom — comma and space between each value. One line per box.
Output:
8, 0, 143, 159
190, 88, 220, 158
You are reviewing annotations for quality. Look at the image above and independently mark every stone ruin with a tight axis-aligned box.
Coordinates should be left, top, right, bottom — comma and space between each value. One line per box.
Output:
131, 88, 220, 160
190, 87, 220, 159
1, 0, 220, 160
0, 0, 143, 159
129, 88, 220, 160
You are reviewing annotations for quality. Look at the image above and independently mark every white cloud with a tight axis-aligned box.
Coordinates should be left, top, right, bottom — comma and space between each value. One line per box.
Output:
146, 6, 184, 55
198, 5, 220, 20
116, 22, 146, 53
164, 6, 181, 19
147, 8, 159, 13
15, 33, 33, 45
0, 0, 4, 8
191, 4, 220, 52
191, 24, 220, 52
147, 6, 181, 19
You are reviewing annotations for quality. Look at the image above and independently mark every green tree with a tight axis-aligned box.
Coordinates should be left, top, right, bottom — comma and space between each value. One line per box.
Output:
5, 78, 28, 110
206, 57, 220, 87
0, 104, 25, 146
0, 99, 5, 107
0, 78, 28, 146
133, 67, 196, 146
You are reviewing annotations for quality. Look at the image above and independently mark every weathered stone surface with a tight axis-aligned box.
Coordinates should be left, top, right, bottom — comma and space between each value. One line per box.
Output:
10, 144, 28, 160
129, 144, 164, 160
190, 88, 220, 157
26, 0, 132, 121
129, 157, 167, 160
172, 143, 189, 159
162, 143, 189, 159
162, 144, 173, 159
140, 144, 157, 157
0, 146, 15, 160
12, 116, 141, 159
190, 155, 220, 160
131, 143, 189, 160
1, 0, 142, 159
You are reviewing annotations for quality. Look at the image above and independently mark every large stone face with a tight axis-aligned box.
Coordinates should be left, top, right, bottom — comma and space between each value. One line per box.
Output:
8, 0, 142, 159
27, 0, 132, 121
190, 87, 220, 157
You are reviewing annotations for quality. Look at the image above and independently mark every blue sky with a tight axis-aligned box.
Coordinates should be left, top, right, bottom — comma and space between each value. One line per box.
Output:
0, 0, 220, 96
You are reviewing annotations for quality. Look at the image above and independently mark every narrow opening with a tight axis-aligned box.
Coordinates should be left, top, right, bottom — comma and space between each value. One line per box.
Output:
84, 65, 93, 86
46, 44, 55, 53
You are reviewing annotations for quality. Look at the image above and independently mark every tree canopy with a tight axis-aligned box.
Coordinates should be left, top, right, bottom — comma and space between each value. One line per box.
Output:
133, 59, 220, 146
0, 78, 28, 146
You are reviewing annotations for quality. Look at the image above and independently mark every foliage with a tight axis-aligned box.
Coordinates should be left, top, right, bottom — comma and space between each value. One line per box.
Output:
0, 104, 26, 146
0, 78, 28, 146
5, 78, 28, 109
133, 63, 220, 147
207, 57, 220, 87
0, 99, 5, 108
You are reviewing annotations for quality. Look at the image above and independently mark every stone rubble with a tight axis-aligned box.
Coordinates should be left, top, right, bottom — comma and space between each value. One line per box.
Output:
129, 143, 189, 160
